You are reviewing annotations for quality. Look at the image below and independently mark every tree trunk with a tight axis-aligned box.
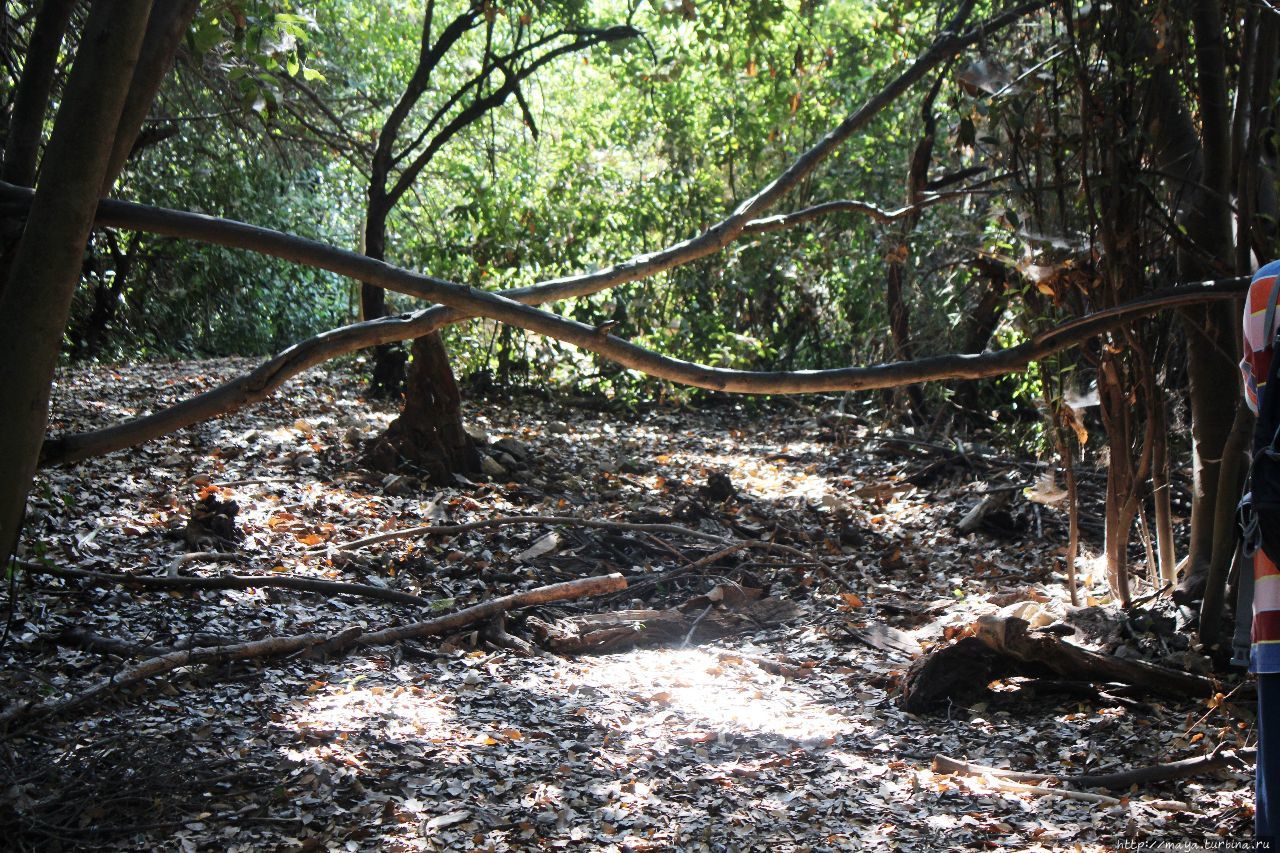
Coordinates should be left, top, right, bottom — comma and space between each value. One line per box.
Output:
1181, 303, 1241, 587
0, 0, 153, 564
1150, 385, 1176, 585
1181, 0, 1238, 592
361, 333, 478, 484
0, 0, 78, 295
360, 198, 408, 398
1200, 400, 1252, 642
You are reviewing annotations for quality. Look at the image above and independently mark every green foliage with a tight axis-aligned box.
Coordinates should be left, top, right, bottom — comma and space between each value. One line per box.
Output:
49, 0, 1052, 435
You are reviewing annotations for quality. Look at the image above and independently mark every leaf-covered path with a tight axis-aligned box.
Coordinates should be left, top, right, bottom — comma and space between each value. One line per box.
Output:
0, 359, 1254, 850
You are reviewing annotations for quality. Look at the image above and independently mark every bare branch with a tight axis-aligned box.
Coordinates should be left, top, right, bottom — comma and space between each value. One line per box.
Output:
742, 190, 976, 233
20, 560, 442, 608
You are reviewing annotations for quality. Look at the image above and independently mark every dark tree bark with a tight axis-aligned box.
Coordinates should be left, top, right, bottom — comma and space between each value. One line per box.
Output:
0, 0, 77, 297
883, 73, 944, 424
361, 333, 480, 483
0, 0, 154, 565
1180, 0, 1240, 594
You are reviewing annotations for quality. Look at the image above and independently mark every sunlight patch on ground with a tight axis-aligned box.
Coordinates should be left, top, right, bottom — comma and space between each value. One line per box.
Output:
287, 680, 455, 749
650, 444, 834, 503
573, 647, 852, 743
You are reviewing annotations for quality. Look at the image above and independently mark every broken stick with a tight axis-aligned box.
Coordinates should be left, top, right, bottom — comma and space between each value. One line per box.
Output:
1, 573, 627, 732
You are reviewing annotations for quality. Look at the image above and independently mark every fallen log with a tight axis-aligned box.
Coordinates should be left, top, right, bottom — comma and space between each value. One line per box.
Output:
1, 573, 627, 733
974, 616, 1218, 699
899, 616, 1221, 712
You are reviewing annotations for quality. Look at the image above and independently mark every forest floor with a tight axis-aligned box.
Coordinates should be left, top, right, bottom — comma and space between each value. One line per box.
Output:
0, 358, 1258, 852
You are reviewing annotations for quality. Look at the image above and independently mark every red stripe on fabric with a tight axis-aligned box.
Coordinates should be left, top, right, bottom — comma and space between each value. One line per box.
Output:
1255, 610, 1280, 643
1252, 276, 1280, 312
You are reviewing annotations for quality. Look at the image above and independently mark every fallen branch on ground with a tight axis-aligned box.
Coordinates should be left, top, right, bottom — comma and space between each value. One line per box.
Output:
0, 631, 332, 732
932, 747, 1255, 791
1, 572, 626, 732
322, 514, 816, 564
348, 572, 627, 648
20, 560, 440, 608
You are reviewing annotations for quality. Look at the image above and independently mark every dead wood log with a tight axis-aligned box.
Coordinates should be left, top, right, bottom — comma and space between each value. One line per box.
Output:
2, 573, 627, 732
933, 747, 1253, 791
975, 616, 1218, 698
899, 636, 1008, 713
20, 560, 438, 608
348, 573, 627, 649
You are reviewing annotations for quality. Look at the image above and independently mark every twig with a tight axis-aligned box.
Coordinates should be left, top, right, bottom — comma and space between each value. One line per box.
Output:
167, 550, 243, 577
19, 560, 440, 608
682, 604, 714, 648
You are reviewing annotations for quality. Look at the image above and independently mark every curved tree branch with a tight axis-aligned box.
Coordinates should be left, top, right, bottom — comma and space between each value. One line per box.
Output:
20, 1, 1057, 464
30, 172, 1244, 465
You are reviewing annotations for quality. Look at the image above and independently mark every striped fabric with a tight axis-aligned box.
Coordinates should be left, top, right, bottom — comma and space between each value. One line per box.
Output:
1242, 260, 1280, 414
1257, 551, 1280, 674
1244, 260, 1280, 674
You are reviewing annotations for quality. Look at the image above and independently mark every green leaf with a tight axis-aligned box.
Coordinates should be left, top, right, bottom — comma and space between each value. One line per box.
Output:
192, 18, 224, 55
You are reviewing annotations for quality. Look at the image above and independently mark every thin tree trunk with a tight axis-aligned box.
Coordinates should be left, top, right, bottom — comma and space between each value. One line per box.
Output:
1182, 0, 1238, 586
0, 0, 153, 564
1064, 449, 1080, 606
1151, 387, 1176, 585
1, 0, 76, 188
1200, 401, 1252, 642
0, 0, 77, 297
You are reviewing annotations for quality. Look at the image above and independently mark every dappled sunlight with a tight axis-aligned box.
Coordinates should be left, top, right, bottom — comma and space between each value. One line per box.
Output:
572, 647, 854, 744
284, 675, 457, 758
